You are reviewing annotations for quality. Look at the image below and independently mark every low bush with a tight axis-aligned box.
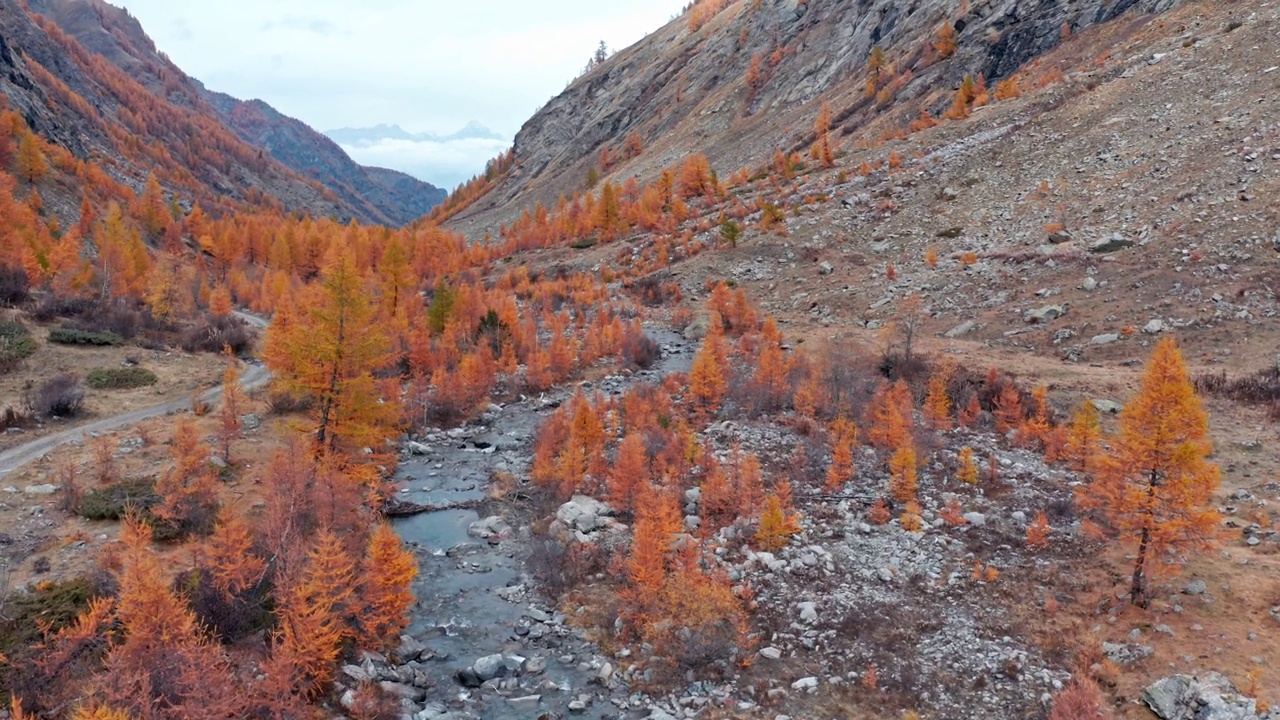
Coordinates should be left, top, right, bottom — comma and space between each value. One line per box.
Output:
47, 326, 125, 347
0, 321, 37, 373
24, 373, 85, 417
77, 478, 160, 520
0, 406, 34, 432
180, 315, 252, 354
0, 265, 29, 306
86, 366, 158, 389
267, 388, 312, 415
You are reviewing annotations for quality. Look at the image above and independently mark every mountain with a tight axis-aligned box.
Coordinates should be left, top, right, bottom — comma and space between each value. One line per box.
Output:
201, 93, 446, 226
444, 0, 1183, 236
0, 0, 345, 219
325, 121, 506, 148
13, 0, 444, 226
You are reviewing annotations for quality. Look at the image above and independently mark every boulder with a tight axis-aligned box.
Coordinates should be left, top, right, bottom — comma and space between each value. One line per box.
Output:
395, 635, 428, 663
1103, 642, 1154, 665
467, 515, 513, 540
555, 495, 614, 534
945, 320, 976, 338
1143, 319, 1166, 334
1091, 233, 1135, 254
1091, 399, 1123, 414
23, 484, 59, 495
818, 261, 835, 275
1090, 333, 1120, 345
1142, 673, 1262, 720
1025, 305, 1066, 324
470, 653, 509, 682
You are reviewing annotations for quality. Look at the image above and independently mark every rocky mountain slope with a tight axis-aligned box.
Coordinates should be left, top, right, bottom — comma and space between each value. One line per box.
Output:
202, 92, 446, 226
9, 0, 444, 225
446, 0, 1185, 238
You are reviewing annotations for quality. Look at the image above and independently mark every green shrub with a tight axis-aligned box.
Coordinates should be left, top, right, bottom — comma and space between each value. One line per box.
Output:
78, 478, 160, 520
0, 578, 96, 653
86, 366, 158, 389
0, 321, 36, 372
48, 326, 125, 347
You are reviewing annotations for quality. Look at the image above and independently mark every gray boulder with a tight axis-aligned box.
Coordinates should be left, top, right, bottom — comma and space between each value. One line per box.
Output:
1025, 305, 1066, 324
1142, 673, 1262, 720
555, 495, 614, 534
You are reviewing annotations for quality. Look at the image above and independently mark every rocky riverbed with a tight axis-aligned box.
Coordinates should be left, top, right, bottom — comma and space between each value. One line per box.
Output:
370, 329, 693, 720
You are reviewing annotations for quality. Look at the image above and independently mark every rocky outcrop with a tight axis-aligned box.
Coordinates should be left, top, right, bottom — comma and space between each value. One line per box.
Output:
451, 0, 1184, 235
1142, 673, 1272, 720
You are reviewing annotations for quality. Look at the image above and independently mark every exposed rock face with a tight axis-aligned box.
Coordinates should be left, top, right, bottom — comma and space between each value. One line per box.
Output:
451, 0, 1184, 235
12, 0, 444, 226
1142, 673, 1268, 720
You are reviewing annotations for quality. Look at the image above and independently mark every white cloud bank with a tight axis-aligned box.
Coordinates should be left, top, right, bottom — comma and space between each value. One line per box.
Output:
341, 136, 511, 191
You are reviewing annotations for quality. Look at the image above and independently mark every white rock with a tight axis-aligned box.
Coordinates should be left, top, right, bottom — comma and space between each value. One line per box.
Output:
791, 677, 819, 691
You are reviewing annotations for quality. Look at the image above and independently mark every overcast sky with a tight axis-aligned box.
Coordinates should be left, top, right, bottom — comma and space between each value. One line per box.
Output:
117, 0, 688, 188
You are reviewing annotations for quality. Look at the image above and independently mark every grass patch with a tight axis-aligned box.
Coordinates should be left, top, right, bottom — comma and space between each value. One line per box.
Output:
47, 326, 125, 347
78, 478, 160, 520
0, 322, 37, 373
0, 578, 98, 655
86, 367, 158, 389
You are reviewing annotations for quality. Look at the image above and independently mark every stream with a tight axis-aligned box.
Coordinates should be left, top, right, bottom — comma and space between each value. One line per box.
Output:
390, 328, 694, 719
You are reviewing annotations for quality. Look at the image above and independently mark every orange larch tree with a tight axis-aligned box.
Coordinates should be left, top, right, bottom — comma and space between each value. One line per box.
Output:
923, 368, 953, 431
265, 249, 400, 454
1076, 337, 1221, 607
356, 523, 418, 652
153, 417, 220, 537
204, 513, 266, 597
688, 327, 728, 418
273, 529, 356, 697
1065, 400, 1102, 474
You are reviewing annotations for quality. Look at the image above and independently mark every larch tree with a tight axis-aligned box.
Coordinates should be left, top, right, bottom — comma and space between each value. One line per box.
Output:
273, 529, 356, 697
1076, 337, 1221, 607
103, 518, 242, 719
356, 523, 418, 652
688, 328, 728, 418
1065, 400, 1102, 474
15, 131, 48, 184
204, 513, 265, 597
265, 249, 400, 454
609, 431, 649, 516
217, 351, 242, 465
153, 417, 220, 537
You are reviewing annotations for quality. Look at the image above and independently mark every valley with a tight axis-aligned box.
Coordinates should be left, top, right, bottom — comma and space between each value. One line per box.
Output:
1, 0, 1279, 719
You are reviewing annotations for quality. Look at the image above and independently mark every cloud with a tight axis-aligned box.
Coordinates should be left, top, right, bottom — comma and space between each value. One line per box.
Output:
260, 15, 341, 36
339, 137, 512, 191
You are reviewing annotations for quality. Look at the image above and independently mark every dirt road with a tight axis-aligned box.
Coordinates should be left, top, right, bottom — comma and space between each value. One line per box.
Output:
0, 312, 271, 480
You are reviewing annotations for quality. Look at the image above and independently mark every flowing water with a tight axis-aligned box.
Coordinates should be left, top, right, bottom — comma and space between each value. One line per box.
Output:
392, 328, 693, 719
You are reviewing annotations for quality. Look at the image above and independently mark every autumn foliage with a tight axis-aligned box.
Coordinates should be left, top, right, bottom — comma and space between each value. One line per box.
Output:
1076, 338, 1221, 606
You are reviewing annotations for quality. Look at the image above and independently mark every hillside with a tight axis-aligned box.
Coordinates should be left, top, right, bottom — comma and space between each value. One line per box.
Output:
8, 0, 445, 225
3, 1, 1280, 719
446, 0, 1182, 237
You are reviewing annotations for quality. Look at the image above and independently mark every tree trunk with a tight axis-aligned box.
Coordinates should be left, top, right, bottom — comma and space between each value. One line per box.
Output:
1131, 468, 1159, 607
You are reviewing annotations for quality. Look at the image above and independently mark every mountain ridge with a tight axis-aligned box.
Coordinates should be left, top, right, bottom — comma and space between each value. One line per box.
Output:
17, 0, 445, 226
325, 120, 506, 147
